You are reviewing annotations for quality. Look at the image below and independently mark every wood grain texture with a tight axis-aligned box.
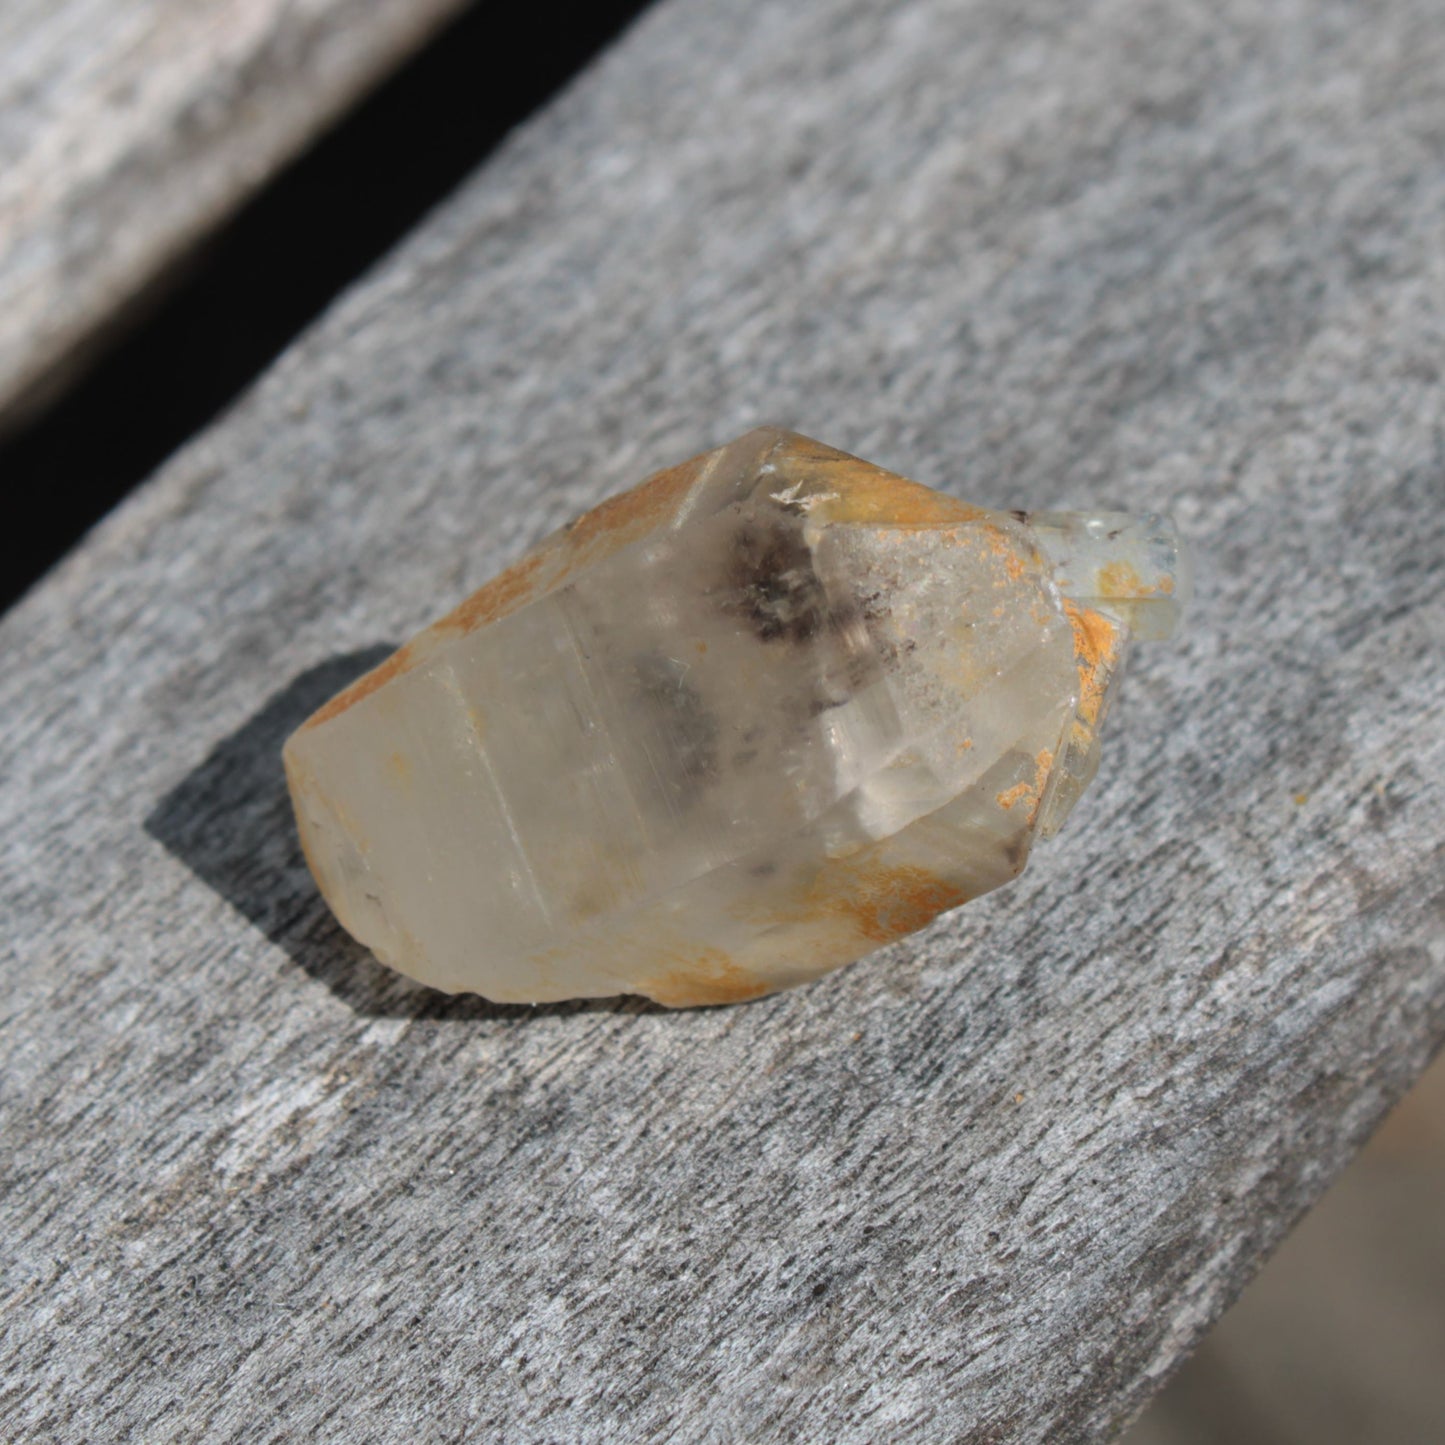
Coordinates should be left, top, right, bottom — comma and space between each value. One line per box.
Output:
0, 0, 469, 432
2, 0, 1443, 1439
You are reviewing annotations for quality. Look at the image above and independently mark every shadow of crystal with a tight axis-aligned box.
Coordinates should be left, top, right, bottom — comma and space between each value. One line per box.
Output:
145, 646, 653, 1021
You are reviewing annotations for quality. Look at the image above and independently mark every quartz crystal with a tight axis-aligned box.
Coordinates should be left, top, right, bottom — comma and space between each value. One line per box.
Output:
285, 429, 1189, 1006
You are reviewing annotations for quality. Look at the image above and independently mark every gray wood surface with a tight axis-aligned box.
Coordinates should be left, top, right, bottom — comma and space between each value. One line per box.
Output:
0, 0, 469, 433
3, 0, 1443, 1440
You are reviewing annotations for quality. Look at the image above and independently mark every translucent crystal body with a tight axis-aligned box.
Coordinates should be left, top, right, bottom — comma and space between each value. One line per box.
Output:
285, 429, 1189, 1005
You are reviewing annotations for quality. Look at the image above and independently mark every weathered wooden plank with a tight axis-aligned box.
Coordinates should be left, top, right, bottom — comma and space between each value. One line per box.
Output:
0, 0, 469, 432
1127, 1051, 1445, 1442
1, 0, 1442, 1440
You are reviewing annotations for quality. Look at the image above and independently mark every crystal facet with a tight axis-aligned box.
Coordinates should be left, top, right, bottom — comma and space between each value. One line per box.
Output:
285, 429, 1189, 1006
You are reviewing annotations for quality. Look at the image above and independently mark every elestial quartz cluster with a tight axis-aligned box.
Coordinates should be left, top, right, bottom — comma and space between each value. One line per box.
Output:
286, 429, 1189, 1006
